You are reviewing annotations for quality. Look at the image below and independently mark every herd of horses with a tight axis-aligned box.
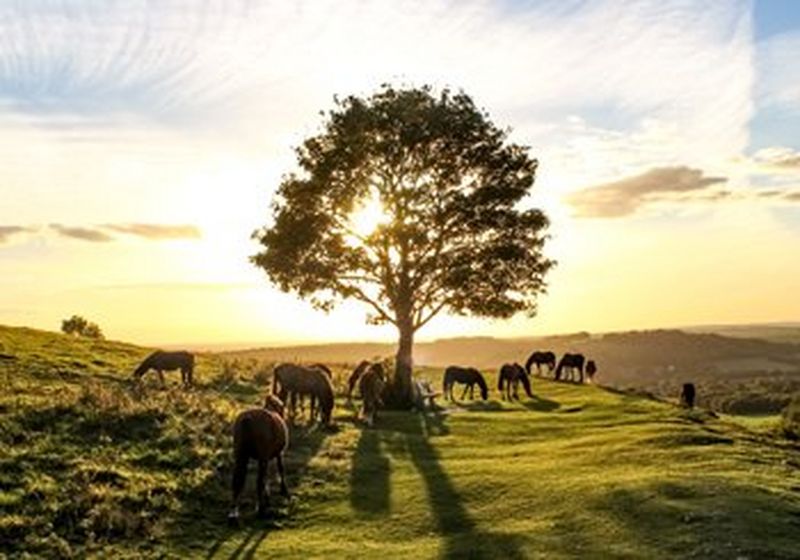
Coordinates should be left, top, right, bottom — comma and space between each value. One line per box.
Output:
130, 348, 598, 523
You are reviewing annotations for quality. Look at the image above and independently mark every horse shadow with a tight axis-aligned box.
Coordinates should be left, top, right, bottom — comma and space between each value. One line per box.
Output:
349, 409, 526, 559
521, 395, 561, 412
455, 400, 504, 412
168, 422, 332, 560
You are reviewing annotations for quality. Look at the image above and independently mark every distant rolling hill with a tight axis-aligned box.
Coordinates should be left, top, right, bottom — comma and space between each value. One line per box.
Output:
227, 329, 800, 414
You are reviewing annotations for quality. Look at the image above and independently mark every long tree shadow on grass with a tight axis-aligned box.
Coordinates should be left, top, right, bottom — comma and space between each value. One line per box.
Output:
351, 409, 525, 559
167, 421, 334, 560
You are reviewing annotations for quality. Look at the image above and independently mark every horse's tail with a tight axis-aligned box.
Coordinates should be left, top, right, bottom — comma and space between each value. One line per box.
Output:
498, 367, 505, 392
272, 365, 282, 395
442, 369, 450, 395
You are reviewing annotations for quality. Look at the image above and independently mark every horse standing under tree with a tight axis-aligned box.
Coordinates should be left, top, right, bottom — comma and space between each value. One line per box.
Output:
132, 350, 195, 387
442, 366, 489, 401
272, 363, 335, 425
524, 351, 556, 377
555, 353, 586, 383
358, 363, 387, 426
228, 394, 289, 525
498, 363, 533, 400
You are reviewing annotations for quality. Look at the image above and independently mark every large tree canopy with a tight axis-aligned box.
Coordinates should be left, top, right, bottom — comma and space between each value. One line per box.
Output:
252, 85, 553, 405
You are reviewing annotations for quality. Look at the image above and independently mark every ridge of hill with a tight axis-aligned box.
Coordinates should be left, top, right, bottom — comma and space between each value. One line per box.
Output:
1, 324, 799, 558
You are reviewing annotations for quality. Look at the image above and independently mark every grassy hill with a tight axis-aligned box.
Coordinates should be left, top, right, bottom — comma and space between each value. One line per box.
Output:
1, 325, 800, 558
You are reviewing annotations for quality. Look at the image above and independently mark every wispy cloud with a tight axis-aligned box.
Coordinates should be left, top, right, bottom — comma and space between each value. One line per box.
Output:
0, 225, 34, 244
103, 223, 201, 240
752, 146, 800, 170
49, 224, 112, 242
566, 166, 727, 218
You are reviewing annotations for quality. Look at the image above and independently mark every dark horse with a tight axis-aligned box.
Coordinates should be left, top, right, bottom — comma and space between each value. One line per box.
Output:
346, 360, 372, 401
132, 350, 194, 386
358, 363, 386, 426
680, 383, 696, 408
585, 360, 597, 383
555, 353, 585, 383
228, 394, 289, 524
442, 366, 488, 401
524, 351, 556, 376
498, 363, 533, 400
272, 363, 335, 425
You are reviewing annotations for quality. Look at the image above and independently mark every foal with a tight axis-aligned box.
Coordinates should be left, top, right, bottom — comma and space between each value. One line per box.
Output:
228, 394, 289, 524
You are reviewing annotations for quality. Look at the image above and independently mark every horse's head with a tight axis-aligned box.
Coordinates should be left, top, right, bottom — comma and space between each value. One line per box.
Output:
471, 368, 488, 400
264, 394, 285, 417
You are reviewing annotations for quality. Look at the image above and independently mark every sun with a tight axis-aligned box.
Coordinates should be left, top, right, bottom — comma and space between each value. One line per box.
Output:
348, 193, 388, 239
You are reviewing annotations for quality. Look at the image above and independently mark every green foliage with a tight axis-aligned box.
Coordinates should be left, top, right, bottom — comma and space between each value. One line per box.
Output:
252, 85, 554, 401
61, 315, 105, 340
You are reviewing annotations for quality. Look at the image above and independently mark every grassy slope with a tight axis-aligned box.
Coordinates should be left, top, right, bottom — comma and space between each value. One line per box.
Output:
1, 326, 799, 559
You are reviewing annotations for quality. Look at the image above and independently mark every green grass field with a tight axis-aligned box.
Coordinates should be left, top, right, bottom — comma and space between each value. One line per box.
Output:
1, 325, 799, 559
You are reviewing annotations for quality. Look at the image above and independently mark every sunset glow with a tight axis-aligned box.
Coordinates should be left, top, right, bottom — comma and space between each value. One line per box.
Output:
1, 1, 799, 346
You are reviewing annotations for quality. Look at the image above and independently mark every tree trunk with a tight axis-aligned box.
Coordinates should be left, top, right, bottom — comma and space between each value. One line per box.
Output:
390, 317, 414, 409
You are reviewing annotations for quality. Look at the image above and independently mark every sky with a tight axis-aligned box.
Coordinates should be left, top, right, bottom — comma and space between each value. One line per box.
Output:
1, 0, 799, 347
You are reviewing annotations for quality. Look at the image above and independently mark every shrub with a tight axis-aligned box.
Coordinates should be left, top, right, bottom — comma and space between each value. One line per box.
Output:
61, 315, 104, 340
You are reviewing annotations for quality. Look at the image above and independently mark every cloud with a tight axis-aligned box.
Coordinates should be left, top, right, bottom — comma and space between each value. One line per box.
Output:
50, 224, 113, 242
752, 146, 800, 170
785, 191, 800, 202
0, 225, 33, 243
103, 223, 201, 240
566, 166, 727, 218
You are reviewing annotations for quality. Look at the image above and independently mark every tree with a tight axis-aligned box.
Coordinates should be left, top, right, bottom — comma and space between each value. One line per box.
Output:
251, 85, 553, 406
61, 315, 104, 339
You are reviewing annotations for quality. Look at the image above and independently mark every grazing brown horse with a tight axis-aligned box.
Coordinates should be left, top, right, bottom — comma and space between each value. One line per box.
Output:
346, 360, 372, 401
358, 363, 386, 426
132, 350, 194, 386
443, 366, 488, 401
524, 351, 556, 376
555, 353, 586, 383
585, 360, 597, 383
228, 394, 289, 524
293, 363, 333, 414
272, 363, 335, 425
498, 363, 533, 400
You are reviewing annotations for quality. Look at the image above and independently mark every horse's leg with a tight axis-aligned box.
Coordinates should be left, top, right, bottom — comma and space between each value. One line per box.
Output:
256, 459, 270, 518
310, 395, 317, 425
157, 370, 166, 388
276, 454, 289, 497
228, 455, 248, 524
460, 384, 469, 401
